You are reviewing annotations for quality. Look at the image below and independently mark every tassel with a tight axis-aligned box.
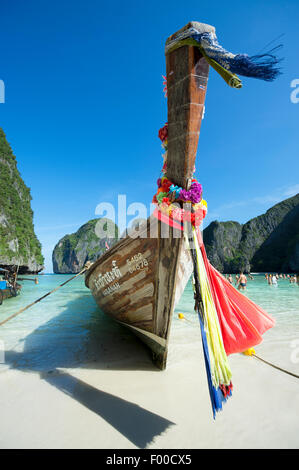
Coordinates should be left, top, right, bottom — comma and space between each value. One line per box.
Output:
223, 48, 282, 81
165, 26, 282, 88
190, 227, 233, 418
198, 315, 232, 418
194, 32, 282, 82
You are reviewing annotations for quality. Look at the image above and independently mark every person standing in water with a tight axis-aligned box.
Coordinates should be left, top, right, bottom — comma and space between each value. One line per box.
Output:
237, 272, 247, 291
228, 274, 233, 284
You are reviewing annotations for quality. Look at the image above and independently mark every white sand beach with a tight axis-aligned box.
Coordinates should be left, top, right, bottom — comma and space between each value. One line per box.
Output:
1, 313, 299, 449
1, 0, 299, 452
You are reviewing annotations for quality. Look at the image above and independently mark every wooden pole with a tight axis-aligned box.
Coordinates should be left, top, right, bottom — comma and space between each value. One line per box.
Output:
0, 267, 88, 327
165, 22, 213, 190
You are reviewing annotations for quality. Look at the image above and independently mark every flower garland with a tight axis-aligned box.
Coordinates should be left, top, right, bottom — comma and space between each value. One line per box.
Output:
153, 105, 208, 227
152, 176, 207, 226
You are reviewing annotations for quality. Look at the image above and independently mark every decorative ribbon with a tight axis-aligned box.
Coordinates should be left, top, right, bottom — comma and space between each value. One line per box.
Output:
165, 26, 282, 88
191, 227, 233, 418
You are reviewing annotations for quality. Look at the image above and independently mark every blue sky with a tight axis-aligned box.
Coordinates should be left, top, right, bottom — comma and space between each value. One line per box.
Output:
0, 0, 298, 272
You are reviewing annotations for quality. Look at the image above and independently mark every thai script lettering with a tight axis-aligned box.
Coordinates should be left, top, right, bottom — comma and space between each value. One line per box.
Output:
94, 260, 122, 290
103, 282, 120, 297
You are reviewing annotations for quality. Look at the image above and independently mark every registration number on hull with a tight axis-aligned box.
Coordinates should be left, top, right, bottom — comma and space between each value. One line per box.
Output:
126, 253, 148, 273
93, 253, 149, 297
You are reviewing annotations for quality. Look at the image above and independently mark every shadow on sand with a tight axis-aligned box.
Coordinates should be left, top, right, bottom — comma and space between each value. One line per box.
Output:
4, 293, 175, 447
42, 368, 174, 448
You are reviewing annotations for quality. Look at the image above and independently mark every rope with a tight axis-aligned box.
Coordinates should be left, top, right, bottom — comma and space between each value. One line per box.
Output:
177, 314, 195, 324
252, 353, 299, 380
256, 33, 285, 55
177, 316, 299, 380
0, 266, 88, 327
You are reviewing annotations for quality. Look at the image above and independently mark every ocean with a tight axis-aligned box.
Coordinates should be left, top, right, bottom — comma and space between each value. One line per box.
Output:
0, 274, 298, 375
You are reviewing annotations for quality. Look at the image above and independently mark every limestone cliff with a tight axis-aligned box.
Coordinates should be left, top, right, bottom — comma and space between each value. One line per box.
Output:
52, 218, 119, 273
203, 193, 299, 273
0, 128, 44, 273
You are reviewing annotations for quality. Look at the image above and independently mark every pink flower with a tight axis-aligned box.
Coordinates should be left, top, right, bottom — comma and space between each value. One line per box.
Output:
162, 75, 167, 98
158, 123, 168, 142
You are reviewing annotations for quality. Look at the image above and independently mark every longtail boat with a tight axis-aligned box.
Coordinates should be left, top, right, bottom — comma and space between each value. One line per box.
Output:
0, 285, 21, 304
0, 269, 22, 305
85, 22, 211, 369
85, 20, 279, 390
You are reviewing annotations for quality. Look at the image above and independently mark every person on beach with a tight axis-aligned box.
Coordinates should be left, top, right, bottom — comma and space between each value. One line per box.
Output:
237, 272, 247, 291
228, 274, 233, 284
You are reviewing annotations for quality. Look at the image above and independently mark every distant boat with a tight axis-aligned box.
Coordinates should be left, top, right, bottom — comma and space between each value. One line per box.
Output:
0, 284, 22, 304
85, 21, 210, 369
0, 268, 22, 305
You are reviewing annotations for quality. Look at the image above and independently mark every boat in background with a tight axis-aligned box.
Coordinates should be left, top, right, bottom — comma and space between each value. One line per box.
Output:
0, 268, 22, 305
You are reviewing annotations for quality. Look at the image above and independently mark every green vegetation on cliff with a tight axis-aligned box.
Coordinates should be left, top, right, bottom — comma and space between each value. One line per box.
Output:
52, 218, 119, 273
0, 128, 44, 272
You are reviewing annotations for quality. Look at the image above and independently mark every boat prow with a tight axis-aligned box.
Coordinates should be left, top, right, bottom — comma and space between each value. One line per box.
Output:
85, 20, 210, 369
85, 215, 193, 369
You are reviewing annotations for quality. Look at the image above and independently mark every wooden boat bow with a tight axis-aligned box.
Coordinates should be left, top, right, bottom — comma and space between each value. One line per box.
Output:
85, 22, 213, 369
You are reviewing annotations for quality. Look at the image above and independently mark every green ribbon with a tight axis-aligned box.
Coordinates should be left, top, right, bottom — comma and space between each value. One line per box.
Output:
166, 38, 242, 89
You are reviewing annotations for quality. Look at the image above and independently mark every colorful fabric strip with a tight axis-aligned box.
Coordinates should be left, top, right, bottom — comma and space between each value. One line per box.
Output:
165, 26, 282, 88
191, 227, 233, 418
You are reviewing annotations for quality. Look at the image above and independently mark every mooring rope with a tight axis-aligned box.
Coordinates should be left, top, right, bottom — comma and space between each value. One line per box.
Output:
252, 353, 299, 380
177, 314, 299, 380
0, 266, 88, 327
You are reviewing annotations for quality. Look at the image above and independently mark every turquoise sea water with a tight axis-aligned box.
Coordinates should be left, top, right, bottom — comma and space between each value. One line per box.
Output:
0, 274, 298, 373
